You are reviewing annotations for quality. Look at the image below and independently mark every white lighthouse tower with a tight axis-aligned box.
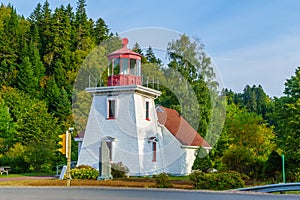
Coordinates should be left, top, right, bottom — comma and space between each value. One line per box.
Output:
76, 38, 211, 176
77, 38, 164, 175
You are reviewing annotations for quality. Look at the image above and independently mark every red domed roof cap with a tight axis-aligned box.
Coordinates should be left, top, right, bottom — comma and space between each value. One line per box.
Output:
108, 38, 141, 59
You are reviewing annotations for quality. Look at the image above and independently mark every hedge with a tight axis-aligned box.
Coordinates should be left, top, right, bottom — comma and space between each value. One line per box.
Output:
189, 171, 245, 190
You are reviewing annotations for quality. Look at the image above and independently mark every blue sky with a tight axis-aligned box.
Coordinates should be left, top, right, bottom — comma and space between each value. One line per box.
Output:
2, 0, 300, 97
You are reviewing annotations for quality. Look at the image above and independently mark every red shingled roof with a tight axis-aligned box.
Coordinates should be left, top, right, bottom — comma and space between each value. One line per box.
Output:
156, 106, 210, 148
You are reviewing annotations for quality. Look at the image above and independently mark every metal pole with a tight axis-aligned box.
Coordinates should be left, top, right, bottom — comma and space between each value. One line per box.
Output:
282, 154, 286, 183
66, 129, 73, 187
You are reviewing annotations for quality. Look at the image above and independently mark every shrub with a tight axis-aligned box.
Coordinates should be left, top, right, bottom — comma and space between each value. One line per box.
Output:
111, 162, 129, 178
222, 147, 254, 176
287, 168, 300, 182
70, 165, 98, 180
155, 172, 173, 188
263, 150, 282, 180
189, 171, 244, 190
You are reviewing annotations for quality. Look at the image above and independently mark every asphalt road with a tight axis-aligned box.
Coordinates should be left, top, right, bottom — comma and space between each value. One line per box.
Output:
0, 187, 299, 200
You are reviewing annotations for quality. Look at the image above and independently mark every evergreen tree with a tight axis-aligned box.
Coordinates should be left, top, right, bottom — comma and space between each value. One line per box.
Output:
132, 42, 147, 64
0, 99, 17, 153
145, 46, 162, 66
15, 57, 38, 95
0, 5, 19, 86
93, 18, 109, 44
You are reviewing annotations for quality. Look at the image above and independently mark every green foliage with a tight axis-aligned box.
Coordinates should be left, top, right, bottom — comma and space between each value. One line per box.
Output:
288, 168, 300, 182
189, 171, 245, 190
192, 147, 212, 172
0, 143, 29, 173
155, 173, 173, 188
222, 147, 254, 175
273, 67, 300, 175
0, 1, 111, 173
263, 150, 282, 181
111, 162, 129, 178
70, 165, 98, 180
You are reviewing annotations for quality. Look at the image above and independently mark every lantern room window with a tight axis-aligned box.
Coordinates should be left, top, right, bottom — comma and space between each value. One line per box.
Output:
113, 58, 120, 75
121, 58, 128, 74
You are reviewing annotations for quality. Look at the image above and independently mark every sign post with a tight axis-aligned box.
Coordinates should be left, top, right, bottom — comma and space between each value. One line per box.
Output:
282, 154, 286, 184
66, 127, 73, 187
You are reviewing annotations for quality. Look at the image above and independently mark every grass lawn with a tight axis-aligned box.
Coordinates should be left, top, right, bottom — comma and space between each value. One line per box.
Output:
0, 174, 193, 189
0, 173, 54, 178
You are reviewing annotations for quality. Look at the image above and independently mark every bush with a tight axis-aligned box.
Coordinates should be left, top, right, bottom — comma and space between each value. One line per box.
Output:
155, 173, 173, 188
189, 171, 245, 190
70, 165, 98, 180
287, 168, 300, 182
263, 150, 282, 180
111, 162, 129, 178
222, 147, 255, 176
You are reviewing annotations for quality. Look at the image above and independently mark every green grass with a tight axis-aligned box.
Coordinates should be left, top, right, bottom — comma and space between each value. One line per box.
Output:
0, 174, 25, 178
273, 191, 300, 194
20, 172, 55, 176
0, 172, 55, 178
169, 176, 190, 181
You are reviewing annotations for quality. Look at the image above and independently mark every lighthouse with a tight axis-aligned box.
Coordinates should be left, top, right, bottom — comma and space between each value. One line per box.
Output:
76, 38, 211, 176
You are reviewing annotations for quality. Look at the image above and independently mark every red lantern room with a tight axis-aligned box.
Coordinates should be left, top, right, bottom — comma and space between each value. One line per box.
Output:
107, 38, 142, 86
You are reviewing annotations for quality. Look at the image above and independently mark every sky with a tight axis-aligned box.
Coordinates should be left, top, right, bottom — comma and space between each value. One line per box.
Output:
2, 0, 300, 97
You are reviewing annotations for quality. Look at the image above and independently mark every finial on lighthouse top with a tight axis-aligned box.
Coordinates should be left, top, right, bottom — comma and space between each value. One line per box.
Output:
122, 38, 129, 48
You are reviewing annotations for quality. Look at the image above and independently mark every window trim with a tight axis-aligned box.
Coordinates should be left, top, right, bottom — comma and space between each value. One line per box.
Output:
152, 142, 157, 162
148, 137, 158, 162
106, 96, 118, 119
102, 136, 116, 161
145, 100, 150, 121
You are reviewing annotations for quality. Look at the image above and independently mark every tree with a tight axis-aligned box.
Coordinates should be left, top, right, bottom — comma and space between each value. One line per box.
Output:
42, 76, 71, 123
164, 34, 218, 137
0, 99, 17, 153
273, 67, 300, 178
15, 57, 39, 95
263, 150, 282, 181
242, 85, 273, 120
132, 42, 147, 64
145, 46, 162, 66
0, 5, 19, 86
0, 87, 60, 172
222, 104, 275, 178
93, 18, 109, 44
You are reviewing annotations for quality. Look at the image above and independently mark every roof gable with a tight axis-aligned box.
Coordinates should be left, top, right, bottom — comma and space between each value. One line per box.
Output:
156, 106, 210, 148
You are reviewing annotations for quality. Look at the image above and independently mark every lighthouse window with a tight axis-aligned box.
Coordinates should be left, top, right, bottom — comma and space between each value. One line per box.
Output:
121, 58, 129, 74
108, 100, 115, 118
148, 137, 158, 162
145, 101, 150, 120
152, 142, 157, 162
106, 141, 112, 160
107, 97, 117, 119
113, 58, 120, 75
130, 59, 136, 75
137, 60, 141, 76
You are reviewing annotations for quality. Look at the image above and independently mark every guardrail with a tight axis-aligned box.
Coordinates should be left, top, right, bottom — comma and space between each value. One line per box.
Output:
235, 182, 300, 193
